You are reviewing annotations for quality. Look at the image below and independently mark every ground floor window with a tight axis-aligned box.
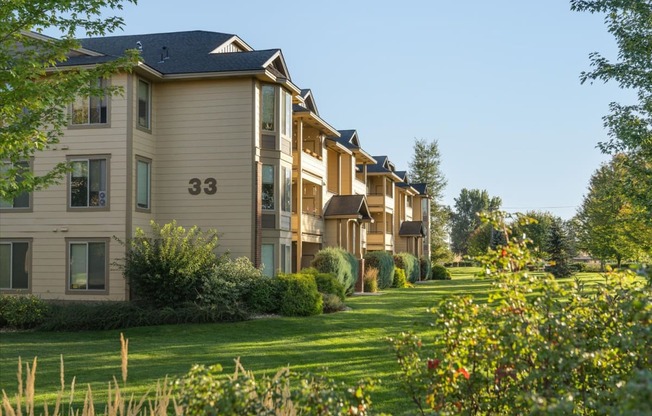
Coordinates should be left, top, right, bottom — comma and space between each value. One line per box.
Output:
68, 239, 108, 291
0, 240, 30, 290
262, 244, 274, 277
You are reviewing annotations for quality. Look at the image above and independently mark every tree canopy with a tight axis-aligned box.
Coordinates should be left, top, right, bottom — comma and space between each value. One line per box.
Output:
449, 188, 502, 256
0, 0, 138, 200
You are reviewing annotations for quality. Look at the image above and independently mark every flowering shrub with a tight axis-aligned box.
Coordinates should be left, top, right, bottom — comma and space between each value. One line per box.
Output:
390, 212, 652, 415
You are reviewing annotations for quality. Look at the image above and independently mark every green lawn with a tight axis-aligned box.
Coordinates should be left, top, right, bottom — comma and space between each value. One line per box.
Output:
0, 269, 604, 415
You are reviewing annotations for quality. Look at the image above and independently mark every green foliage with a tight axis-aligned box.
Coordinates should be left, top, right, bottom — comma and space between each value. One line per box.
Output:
302, 268, 346, 301
277, 273, 323, 317
0, 295, 49, 329
321, 293, 347, 314
116, 220, 220, 308
175, 360, 377, 415
419, 257, 432, 280
390, 211, 652, 415
197, 257, 265, 320
311, 247, 358, 295
247, 278, 282, 315
0, 1, 139, 199
392, 268, 408, 288
511, 210, 557, 257
364, 251, 395, 289
450, 188, 502, 256
394, 252, 420, 283
547, 219, 574, 278
431, 264, 451, 280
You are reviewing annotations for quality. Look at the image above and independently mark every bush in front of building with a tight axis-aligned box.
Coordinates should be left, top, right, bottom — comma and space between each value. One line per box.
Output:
247, 277, 283, 315
116, 220, 221, 308
197, 257, 266, 320
0, 294, 49, 330
276, 273, 323, 316
364, 251, 395, 289
431, 264, 452, 280
363, 267, 379, 293
393, 268, 409, 288
394, 252, 420, 283
311, 247, 358, 295
420, 256, 432, 280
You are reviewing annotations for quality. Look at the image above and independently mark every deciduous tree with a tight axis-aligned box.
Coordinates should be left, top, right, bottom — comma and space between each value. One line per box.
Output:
449, 188, 501, 256
0, 0, 138, 200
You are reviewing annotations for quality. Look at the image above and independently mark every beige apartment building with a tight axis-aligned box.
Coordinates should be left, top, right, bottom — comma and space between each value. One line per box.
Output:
1, 30, 431, 301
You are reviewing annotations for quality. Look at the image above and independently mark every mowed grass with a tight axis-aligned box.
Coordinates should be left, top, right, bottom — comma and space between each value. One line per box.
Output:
0, 268, 606, 415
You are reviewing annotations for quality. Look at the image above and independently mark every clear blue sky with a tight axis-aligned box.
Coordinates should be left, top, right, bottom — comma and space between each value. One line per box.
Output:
50, 0, 634, 220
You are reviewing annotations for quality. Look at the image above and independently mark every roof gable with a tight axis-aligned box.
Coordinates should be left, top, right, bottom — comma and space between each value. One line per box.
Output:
300, 89, 319, 114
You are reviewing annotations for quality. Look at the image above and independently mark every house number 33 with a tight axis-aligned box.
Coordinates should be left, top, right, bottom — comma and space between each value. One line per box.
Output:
188, 178, 217, 195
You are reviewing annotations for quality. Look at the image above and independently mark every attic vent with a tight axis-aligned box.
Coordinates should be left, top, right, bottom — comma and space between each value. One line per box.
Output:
211, 43, 244, 54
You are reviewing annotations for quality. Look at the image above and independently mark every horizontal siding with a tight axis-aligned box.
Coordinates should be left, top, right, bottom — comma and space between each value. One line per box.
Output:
154, 78, 255, 260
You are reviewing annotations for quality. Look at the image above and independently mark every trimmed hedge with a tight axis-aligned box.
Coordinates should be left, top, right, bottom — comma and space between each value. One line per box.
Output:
432, 264, 452, 280
364, 251, 395, 289
394, 252, 420, 283
420, 256, 432, 281
311, 247, 358, 295
0, 295, 49, 329
301, 268, 346, 301
277, 273, 323, 316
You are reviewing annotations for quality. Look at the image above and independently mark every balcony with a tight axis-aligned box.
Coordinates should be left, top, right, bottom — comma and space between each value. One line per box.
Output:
367, 194, 394, 212
292, 212, 324, 241
367, 231, 394, 251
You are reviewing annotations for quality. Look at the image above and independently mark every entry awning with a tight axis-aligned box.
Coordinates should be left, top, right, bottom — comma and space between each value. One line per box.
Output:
399, 221, 426, 237
323, 195, 373, 222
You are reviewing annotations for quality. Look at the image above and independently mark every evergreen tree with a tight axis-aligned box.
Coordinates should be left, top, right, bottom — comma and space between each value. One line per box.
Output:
546, 219, 573, 278
408, 138, 450, 262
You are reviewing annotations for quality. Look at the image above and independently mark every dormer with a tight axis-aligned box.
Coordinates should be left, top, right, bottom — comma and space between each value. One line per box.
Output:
209, 35, 253, 53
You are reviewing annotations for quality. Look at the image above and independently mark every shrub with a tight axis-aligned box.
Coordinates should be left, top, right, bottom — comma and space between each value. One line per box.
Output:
363, 267, 379, 293
431, 264, 452, 280
247, 277, 282, 314
311, 247, 358, 295
197, 257, 265, 319
303, 268, 346, 301
176, 359, 376, 415
420, 256, 432, 280
392, 268, 408, 288
394, 252, 420, 283
0, 295, 49, 329
116, 220, 221, 308
364, 251, 395, 289
277, 273, 323, 316
321, 293, 347, 313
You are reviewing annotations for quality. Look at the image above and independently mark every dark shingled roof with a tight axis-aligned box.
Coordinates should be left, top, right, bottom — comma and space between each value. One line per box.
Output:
323, 195, 372, 221
367, 156, 389, 173
60, 30, 281, 75
411, 183, 428, 196
399, 221, 426, 237
327, 129, 357, 150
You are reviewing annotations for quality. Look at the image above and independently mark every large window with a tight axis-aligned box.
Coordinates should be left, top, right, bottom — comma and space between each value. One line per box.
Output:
71, 78, 108, 125
262, 165, 274, 210
136, 158, 151, 210
0, 161, 30, 209
281, 89, 292, 137
137, 79, 151, 130
68, 239, 108, 291
0, 240, 30, 291
69, 157, 109, 209
262, 244, 274, 277
261, 85, 275, 131
282, 166, 291, 212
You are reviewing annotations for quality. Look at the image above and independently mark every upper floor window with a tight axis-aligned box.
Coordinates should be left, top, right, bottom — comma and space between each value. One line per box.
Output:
281, 89, 292, 137
0, 240, 30, 291
136, 157, 151, 211
261, 85, 275, 132
71, 78, 108, 125
282, 166, 291, 212
69, 157, 109, 209
137, 79, 151, 130
262, 165, 275, 210
0, 161, 30, 210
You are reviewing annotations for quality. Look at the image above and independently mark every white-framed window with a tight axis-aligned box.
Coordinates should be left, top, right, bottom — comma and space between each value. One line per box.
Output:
261, 84, 275, 132
282, 166, 291, 212
262, 244, 274, 277
67, 239, 108, 292
281, 89, 292, 137
136, 157, 151, 211
0, 240, 30, 291
71, 78, 109, 125
0, 161, 31, 210
262, 165, 274, 210
69, 157, 109, 209
137, 79, 151, 130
